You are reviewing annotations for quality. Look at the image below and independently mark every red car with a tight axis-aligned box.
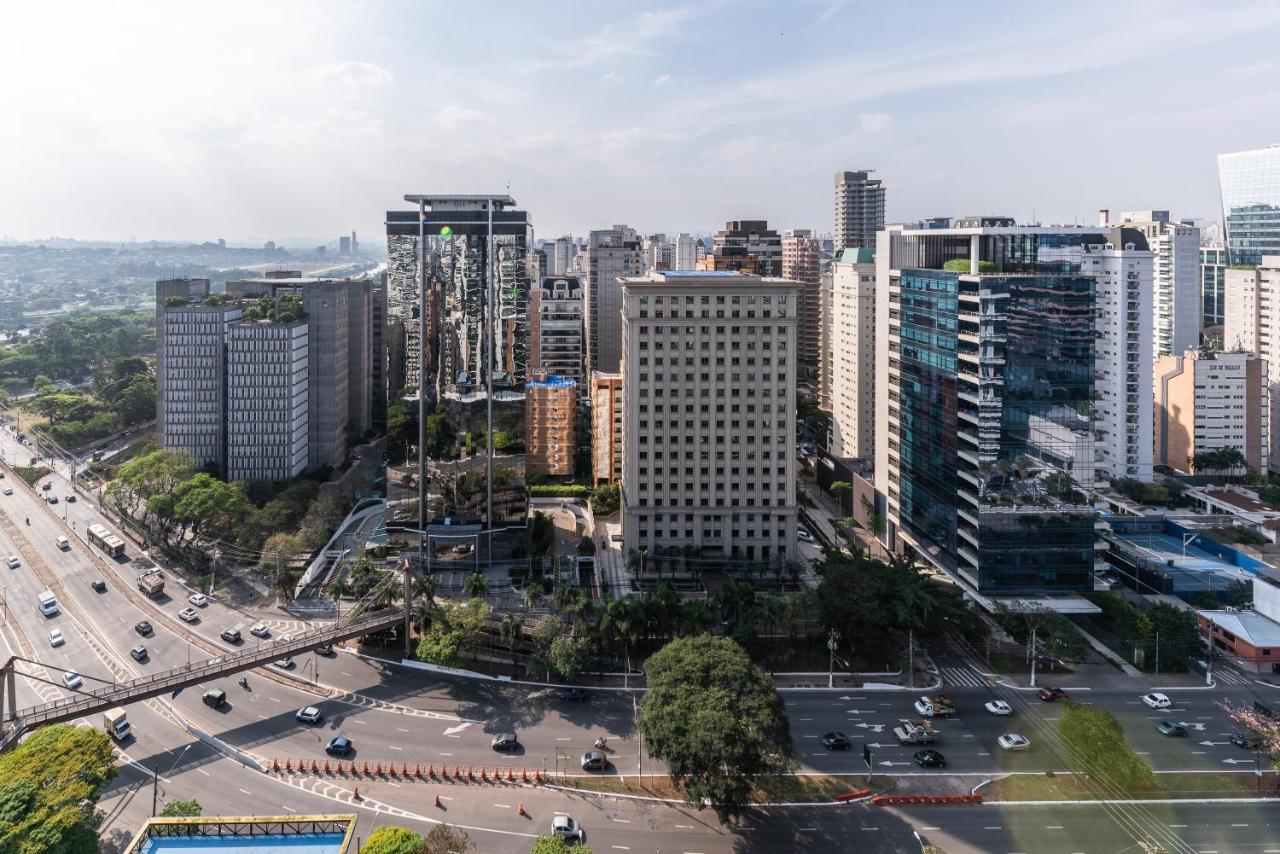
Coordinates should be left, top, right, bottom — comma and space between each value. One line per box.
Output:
1037, 687, 1067, 702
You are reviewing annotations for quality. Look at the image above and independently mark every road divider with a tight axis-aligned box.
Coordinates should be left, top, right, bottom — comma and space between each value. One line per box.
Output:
871, 794, 982, 806
833, 788, 872, 802
269, 758, 544, 785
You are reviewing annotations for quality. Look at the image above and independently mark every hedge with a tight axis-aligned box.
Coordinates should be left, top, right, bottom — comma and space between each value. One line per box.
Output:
529, 484, 591, 498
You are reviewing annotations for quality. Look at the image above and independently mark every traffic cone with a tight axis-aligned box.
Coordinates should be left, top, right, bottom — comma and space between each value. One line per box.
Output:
521, 768, 528, 782
415, 764, 422, 778
388, 764, 397, 777
362, 761, 369, 776
285, 759, 293, 772
435, 792, 442, 808
427, 764, 435, 778
352, 787, 362, 802
375, 762, 383, 776
480, 767, 488, 782
467, 766, 474, 781
534, 770, 542, 783
272, 758, 280, 772
323, 761, 330, 774
517, 801, 527, 817
311, 760, 319, 773
507, 768, 514, 782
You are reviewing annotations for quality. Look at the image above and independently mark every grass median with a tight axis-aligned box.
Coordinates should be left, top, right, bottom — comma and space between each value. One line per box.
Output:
982, 771, 1279, 801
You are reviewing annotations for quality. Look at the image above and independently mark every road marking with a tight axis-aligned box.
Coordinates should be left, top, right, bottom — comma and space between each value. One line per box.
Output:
557, 737, 572, 741
1170, 824, 1188, 828
860, 827, 879, 831
1135, 751, 1150, 755
611, 846, 630, 850
341, 671, 352, 676
389, 746, 402, 751
920, 827, 940, 831
268, 697, 280, 703
675, 825, 692, 829
810, 753, 826, 757
197, 768, 210, 777
352, 720, 367, 725
495, 803, 511, 809
798, 826, 818, 831
439, 795, 454, 801
1191, 751, 1206, 755
439, 753, 453, 757
977, 752, 990, 756
238, 788, 252, 795
257, 715, 268, 720
611, 818, 631, 823
1232, 823, 1249, 827
798, 717, 812, 721
1045, 826, 1062, 830
396, 728, 410, 733
282, 805, 295, 813
962, 734, 976, 738
984, 826, 1001, 830
803, 735, 819, 738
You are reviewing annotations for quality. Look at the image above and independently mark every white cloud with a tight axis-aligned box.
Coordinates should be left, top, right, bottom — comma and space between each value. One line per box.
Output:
654, 73, 672, 86
1226, 60, 1272, 78
312, 60, 394, 88
435, 105, 494, 130
858, 112, 891, 133
533, 8, 697, 69
814, 2, 846, 27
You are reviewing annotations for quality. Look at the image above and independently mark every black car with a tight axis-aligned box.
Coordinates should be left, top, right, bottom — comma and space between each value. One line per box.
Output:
491, 733, 520, 752
562, 688, 587, 703
130, 645, 148, 662
135, 620, 153, 636
914, 749, 947, 768
1157, 720, 1188, 737
1230, 731, 1263, 750
325, 737, 354, 757
822, 731, 851, 750
91, 579, 107, 593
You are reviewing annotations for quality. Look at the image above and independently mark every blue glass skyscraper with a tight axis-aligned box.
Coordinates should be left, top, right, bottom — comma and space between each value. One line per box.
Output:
1218, 145, 1280, 266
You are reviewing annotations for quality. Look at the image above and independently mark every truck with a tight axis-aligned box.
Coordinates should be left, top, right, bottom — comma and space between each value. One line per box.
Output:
104, 708, 130, 741
137, 570, 165, 598
913, 694, 956, 718
37, 590, 58, 617
893, 720, 939, 745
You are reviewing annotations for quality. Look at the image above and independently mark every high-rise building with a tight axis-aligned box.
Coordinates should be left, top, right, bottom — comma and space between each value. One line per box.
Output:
1224, 256, 1280, 471
339, 235, 351, 256
226, 318, 309, 481
591, 371, 623, 485
385, 194, 533, 530
583, 226, 642, 375
642, 234, 672, 272
1202, 246, 1228, 331
782, 229, 822, 386
828, 248, 876, 459
525, 373, 577, 478
1218, 144, 1280, 266
529, 276, 585, 385
875, 222, 1150, 597
1156, 349, 1266, 475
1112, 211, 1200, 357
550, 236, 577, 276
155, 277, 211, 441
711, 220, 781, 276
620, 271, 798, 560
673, 233, 699, 271
834, 170, 885, 255
158, 300, 242, 472
817, 267, 834, 411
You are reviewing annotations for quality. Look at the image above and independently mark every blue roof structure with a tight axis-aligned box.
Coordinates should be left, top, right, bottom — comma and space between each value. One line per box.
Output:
528, 374, 577, 388
126, 817, 356, 854
660, 270, 742, 277
138, 835, 347, 854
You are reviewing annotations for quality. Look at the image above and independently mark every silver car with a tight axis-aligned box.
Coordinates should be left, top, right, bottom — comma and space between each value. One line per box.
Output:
551, 815, 582, 840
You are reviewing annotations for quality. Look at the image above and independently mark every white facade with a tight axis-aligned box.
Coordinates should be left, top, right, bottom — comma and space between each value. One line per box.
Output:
550, 237, 576, 276
584, 226, 642, 375
227, 320, 309, 481
1113, 212, 1200, 357
828, 250, 876, 459
531, 276, 585, 385
673, 233, 698, 271
159, 303, 242, 471
620, 272, 798, 561
1224, 257, 1280, 470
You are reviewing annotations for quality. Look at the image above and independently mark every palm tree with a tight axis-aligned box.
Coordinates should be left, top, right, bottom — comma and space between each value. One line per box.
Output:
499, 614, 523, 678
522, 584, 543, 612
463, 571, 487, 600
678, 599, 713, 636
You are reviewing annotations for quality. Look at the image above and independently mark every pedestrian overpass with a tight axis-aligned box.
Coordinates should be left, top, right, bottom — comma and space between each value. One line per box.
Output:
0, 597, 407, 751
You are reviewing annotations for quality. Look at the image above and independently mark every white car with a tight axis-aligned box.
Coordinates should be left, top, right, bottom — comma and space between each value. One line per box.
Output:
62, 672, 83, 690
1, 486, 11, 496
250, 623, 270, 638
551, 815, 582, 841
274, 657, 295, 669
188, 592, 208, 607
1142, 692, 1172, 710
998, 733, 1031, 752
797, 528, 814, 542
985, 700, 1013, 716
6, 555, 18, 569
177, 607, 199, 623
49, 629, 64, 647
296, 706, 323, 725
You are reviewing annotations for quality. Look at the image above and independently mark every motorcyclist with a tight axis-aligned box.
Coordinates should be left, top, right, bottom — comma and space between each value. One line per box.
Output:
594, 736, 607, 751
239, 676, 249, 689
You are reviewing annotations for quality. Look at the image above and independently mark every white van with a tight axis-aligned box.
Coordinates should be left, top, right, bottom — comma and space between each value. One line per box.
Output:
55, 535, 69, 550
37, 590, 58, 616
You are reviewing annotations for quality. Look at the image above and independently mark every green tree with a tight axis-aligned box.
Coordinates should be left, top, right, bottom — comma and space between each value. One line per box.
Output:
590, 482, 620, 516
415, 599, 492, 667
159, 798, 202, 817
1058, 702, 1154, 790
422, 823, 476, 854
500, 614, 524, 678
360, 826, 425, 854
530, 837, 592, 854
462, 571, 487, 599
638, 635, 793, 820
0, 723, 118, 854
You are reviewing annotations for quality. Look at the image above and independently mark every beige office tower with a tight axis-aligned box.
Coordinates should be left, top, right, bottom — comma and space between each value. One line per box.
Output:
828, 248, 876, 459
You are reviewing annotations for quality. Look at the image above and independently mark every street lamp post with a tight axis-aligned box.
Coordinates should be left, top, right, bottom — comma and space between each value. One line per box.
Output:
827, 628, 841, 689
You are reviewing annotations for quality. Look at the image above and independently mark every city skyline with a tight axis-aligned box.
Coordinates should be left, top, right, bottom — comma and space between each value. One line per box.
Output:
4, 1, 1280, 242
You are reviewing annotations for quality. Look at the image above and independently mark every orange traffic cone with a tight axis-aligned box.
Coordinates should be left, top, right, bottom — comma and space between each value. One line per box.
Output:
480, 767, 488, 782
352, 786, 362, 801
521, 768, 529, 782
534, 770, 543, 783
323, 761, 330, 774
428, 764, 435, 778
272, 758, 280, 772
435, 792, 442, 808
517, 801, 527, 817
467, 766, 475, 781
415, 764, 422, 778
285, 759, 293, 772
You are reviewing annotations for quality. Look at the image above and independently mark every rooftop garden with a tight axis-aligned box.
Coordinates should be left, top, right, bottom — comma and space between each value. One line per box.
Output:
942, 258, 999, 273
978, 456, 1090, 509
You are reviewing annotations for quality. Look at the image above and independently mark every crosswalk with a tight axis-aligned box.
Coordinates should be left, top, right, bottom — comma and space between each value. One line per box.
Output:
940, 665, 992, 688
1213, 667, 1252, 686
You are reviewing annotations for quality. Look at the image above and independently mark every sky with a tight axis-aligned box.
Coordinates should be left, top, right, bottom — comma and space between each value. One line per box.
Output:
3, 0, 1280, 245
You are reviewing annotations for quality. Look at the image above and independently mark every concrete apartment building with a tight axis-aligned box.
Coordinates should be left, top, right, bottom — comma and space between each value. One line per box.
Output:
1108, 210, 1201, 358
591, 371, 623, 485
158, 300, 242, 471
711, 220, 782, 276
227, 274, 383, 470
525, 373, 576, 478
529, 276, 585, 385
828, 248, 876, 459
834, 170, 885, 255
550, 236, 577, 276
643, 234, 672, 273
155, 277, 211, 439
1155, 349, 1266, 474
620, 271, 798, 561
673, 233, 699, 271
1224, 256, 1280, 471
874, 221, 1152, 597
782, 229, 822, 386
817, 267, 834, 411
584, 226, 642, 375
226, 319, 309, 481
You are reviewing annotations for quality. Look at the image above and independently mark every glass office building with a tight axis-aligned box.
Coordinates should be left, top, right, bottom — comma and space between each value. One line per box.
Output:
1219, 145, 1280, 266
1201, 246, 1227, 332
887, 228, 1104, 595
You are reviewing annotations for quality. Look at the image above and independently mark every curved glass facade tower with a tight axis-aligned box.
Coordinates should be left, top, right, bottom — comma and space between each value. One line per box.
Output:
1219, 145, 1280, 267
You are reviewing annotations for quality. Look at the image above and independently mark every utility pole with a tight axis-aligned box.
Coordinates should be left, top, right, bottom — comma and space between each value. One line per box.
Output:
827, 628, 840, 689
151, 766, 158, 816
403, 558, 411, 659
1154, 631, 1160, 675
907, 629, 915, 689
417, 198, 427, 571
1028, 626, 1038, 688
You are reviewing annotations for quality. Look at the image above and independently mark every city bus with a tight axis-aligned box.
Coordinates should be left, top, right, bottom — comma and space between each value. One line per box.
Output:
87, 523, 126, 557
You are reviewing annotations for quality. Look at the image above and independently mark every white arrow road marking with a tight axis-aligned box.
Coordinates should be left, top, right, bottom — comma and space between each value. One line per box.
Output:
1199, 740, 1229, 746
1223, 758, 1252, 764
443, 722, 474, 736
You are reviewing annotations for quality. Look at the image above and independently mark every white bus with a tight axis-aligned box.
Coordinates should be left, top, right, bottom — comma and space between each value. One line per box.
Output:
87, 523, 125, 557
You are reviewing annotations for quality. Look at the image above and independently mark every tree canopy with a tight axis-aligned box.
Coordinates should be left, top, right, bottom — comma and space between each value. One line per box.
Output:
638, 634, 792, 820
159, 799, 202, 817
360, 826, 425, 854
530, 837, 592, 854
416, 598, 492, 667
0, 723, 118, 854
